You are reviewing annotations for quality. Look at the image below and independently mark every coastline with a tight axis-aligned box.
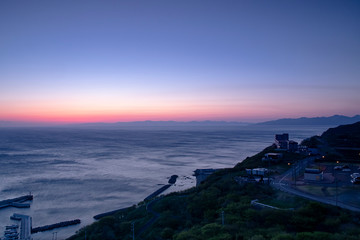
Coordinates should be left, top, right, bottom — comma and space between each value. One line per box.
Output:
0, 125, 331, 239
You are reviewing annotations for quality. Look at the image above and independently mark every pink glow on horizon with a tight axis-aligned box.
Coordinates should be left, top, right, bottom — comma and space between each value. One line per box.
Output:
1, 95, 359, 124
0, 108, 279, 123
2, 111, 357, 124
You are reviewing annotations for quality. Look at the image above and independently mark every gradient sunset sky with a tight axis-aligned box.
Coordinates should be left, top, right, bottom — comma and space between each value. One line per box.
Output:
1, 1, 359, 123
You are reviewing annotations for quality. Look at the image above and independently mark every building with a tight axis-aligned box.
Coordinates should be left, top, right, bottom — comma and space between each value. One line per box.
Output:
274, 133, 298, 152
288, 140, 299, 152
275, 133, 289, 149
298, 145, 308, 154
246, 168, 268, 176
304, 168, 323, 181
262, 153, 283, 162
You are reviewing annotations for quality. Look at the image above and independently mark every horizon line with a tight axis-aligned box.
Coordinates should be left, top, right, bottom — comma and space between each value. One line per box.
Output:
1, 114, 359, 127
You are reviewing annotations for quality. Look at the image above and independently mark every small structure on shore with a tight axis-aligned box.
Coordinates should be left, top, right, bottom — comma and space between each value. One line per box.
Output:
194, 169, 220, 186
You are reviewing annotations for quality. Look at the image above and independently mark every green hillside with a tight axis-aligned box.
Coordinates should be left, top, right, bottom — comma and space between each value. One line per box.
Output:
320, 121, 360, 162
321, 121, 360, 148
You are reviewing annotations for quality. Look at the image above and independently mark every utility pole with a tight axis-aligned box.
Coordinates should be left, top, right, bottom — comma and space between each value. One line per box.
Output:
294, 161, 297, 187
336, 177, 338, 206
268, 159, 271, 184
131, 222, 135, 240
221, 211, 224, 226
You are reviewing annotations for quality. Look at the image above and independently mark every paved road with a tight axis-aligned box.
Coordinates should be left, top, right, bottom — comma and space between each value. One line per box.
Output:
272, 157, 360, 212
135, 197, 162, 239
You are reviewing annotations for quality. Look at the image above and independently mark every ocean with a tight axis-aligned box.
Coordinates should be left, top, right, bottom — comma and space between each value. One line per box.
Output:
0, 125, 331, 239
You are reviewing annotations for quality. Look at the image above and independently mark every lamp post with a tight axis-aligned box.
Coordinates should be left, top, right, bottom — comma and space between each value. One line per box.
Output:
335, 160, 340, 206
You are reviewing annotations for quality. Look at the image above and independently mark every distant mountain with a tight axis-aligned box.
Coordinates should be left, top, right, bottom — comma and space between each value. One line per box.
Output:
0, 120, 252, 128
68, 120, 250, 128
0, 121, 56, 128
256, 115, 360, 126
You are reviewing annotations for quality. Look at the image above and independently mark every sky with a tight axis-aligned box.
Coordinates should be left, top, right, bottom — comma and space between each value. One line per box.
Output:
1, 0, 359, 123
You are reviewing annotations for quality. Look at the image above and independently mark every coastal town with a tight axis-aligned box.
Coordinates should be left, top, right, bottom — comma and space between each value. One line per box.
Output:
196, 131, 360, 197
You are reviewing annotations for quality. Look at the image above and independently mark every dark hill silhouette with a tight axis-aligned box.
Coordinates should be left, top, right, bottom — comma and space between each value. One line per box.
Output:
321, 121, 360, 148
256, 115, 360, 126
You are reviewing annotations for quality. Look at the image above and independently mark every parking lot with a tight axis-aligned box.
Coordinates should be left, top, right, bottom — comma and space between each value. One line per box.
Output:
295, 162, 360, 209
324, 163, 360, 187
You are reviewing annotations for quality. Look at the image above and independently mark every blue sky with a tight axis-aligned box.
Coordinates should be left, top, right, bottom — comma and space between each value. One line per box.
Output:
1, 1, 359, 123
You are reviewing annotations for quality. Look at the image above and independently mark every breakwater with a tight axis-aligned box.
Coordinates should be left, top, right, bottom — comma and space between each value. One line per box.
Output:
93, 175, 177, 220
0, 195, 33, 209
93, 206, 133, 220
31, 219, 81, 233
144, 174, 179, 201
144, 184, 171, 201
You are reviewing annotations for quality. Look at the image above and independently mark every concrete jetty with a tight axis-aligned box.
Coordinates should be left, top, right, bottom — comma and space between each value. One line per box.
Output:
0, 195, 33, 210
10, 214, 32, 240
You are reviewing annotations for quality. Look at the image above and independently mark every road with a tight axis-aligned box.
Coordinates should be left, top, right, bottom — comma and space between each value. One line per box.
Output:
135, 197, 162, 239
271, 157, 360, 212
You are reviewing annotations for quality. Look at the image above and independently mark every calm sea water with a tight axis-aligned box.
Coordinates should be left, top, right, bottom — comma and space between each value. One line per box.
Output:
0, 125, 331, 239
